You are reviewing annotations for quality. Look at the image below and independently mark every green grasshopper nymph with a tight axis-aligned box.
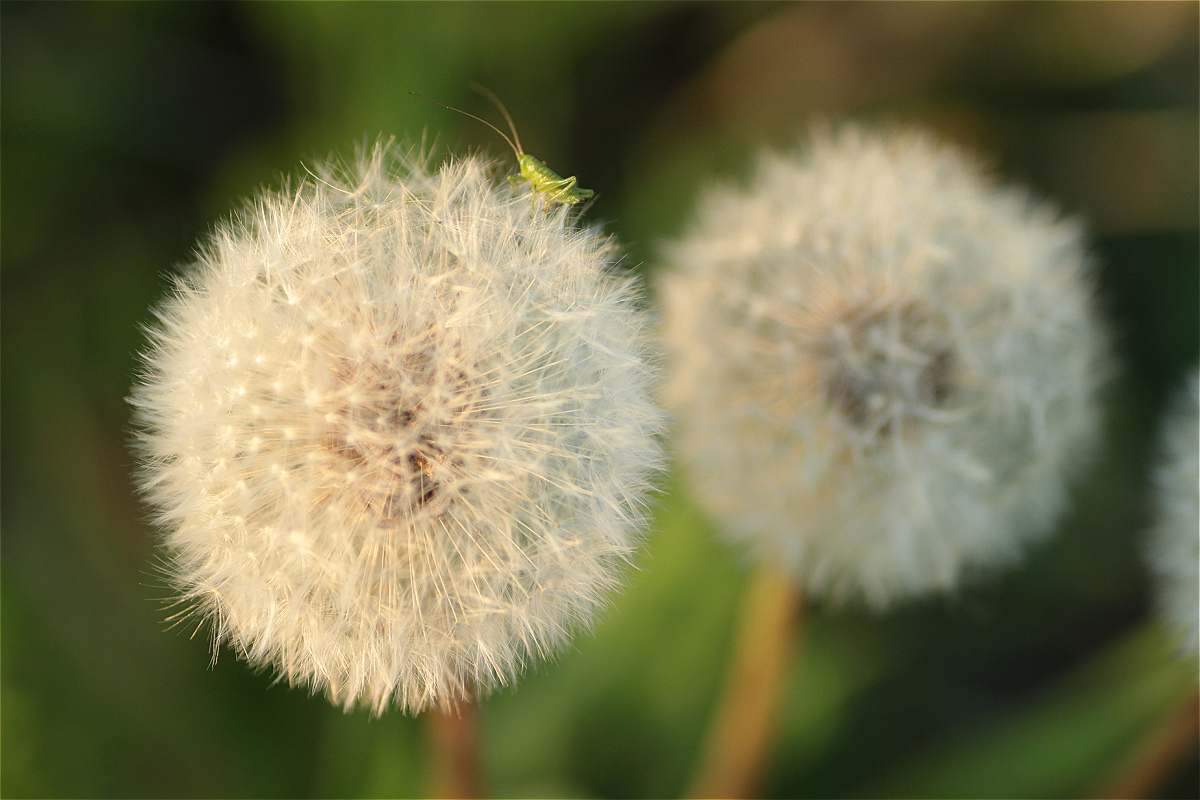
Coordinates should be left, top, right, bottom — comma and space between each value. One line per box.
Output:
411, 87, 594, 217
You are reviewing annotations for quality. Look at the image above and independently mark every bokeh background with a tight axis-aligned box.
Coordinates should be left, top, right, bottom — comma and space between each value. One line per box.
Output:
3, 2, 1197, 797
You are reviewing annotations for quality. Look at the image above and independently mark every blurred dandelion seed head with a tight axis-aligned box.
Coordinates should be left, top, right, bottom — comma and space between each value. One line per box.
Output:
660, 125, 1107, 608
130, 142, 665, 714
1147, 367, 1199, 657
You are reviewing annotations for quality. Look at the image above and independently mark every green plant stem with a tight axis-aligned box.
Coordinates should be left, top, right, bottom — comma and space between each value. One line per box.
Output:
427, 698, 482, 799
687, 566, 802, 799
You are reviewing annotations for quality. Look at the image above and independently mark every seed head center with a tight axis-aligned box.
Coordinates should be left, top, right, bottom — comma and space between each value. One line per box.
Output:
819, 298, 956, 436
321, 344, 474, 520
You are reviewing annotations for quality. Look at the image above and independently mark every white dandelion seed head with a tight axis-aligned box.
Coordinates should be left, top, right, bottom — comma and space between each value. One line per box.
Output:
131, 142, 665, 714
659, 124, 1107, 609
1146, 367, 1199, 657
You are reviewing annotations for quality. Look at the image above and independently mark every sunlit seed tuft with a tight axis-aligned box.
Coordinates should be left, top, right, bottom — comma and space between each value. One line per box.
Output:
130, 142, 665, 714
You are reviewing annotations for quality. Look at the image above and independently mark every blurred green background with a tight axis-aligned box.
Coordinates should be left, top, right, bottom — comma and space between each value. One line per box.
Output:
2, 2, 1197, 798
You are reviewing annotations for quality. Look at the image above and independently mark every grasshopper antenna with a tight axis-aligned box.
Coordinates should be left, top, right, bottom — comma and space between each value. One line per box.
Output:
409, 91, 523, 160
469, 83, 524, 158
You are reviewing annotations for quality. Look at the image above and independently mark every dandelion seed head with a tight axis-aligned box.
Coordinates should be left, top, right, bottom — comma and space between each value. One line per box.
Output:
1147, 367, 1199, 657
660, 125, 1107, 608
131, 142, 664, 714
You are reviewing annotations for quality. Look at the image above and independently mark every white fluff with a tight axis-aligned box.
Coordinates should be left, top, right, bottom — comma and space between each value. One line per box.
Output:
659, 125, 1107, 609
1147, 367, 1199, 657
131, 143, 665, 714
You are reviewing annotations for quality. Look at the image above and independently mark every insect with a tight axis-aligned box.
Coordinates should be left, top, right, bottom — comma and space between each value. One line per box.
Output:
411, 86, 594, 216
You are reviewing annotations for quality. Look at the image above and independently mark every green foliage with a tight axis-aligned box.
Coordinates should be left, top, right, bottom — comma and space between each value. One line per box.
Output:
874, 623, 1197, 798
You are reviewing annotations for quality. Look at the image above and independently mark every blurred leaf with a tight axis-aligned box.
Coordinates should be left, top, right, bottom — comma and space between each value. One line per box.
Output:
872, 621, 1199, 798
769, 614, 889, 785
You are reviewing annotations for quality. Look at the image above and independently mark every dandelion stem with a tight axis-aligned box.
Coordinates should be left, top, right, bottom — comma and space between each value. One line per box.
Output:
1090, 688, 1200, 800
687, 567, 802, 799
427, 699, 483, 799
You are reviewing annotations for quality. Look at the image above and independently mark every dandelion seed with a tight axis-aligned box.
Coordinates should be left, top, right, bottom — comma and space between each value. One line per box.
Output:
659, 125, 1107, 608
1146, 367, 1199, 657
131, 142, 664, 714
